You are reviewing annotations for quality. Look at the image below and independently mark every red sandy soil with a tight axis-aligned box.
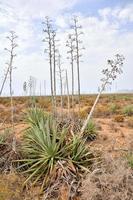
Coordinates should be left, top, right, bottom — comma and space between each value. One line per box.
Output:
91, 118, 133, 157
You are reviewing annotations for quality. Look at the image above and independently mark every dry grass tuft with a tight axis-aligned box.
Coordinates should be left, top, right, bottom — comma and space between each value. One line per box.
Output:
113, 114, 124, 123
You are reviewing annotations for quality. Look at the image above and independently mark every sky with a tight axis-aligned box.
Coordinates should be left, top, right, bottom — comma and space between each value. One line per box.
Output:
0, 0, 133, 96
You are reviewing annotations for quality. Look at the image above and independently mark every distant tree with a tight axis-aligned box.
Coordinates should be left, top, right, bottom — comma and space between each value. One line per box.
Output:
80, 54, 125, 136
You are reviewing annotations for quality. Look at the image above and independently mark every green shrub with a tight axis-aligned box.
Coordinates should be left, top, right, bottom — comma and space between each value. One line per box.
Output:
109, 103, 118, 114
84, 120, 97, 140
123, 105, 133, 116
19, 118, 68, 187
18, 108, 94, 188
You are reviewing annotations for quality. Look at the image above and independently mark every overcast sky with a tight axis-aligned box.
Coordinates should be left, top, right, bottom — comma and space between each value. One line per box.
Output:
0, 0, 133, 96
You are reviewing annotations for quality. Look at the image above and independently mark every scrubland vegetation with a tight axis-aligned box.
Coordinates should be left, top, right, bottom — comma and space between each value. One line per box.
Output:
0, 93, 133, 199
0, 15, 132, 200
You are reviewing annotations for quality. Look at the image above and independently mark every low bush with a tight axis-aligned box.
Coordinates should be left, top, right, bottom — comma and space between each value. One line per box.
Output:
123, 105, 133, 116
109, 103, 119, 114
114, 114, 124, 123
84, 120, 97, 141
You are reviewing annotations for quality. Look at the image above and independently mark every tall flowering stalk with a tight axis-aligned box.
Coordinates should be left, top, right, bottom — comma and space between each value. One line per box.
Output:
5, 31, 18, 152
80, 54, 125, 136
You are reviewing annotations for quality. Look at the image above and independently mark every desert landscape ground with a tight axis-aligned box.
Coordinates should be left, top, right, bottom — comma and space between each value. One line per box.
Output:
0, 93, 133, 199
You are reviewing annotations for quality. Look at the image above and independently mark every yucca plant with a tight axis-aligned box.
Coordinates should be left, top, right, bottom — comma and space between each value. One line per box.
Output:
18, 107, 95, 190
84, 120, 97, 141
19, 123, 94, 187
18, 118, 68, 187
69, 135, 94, 170
25, 107, 49, 128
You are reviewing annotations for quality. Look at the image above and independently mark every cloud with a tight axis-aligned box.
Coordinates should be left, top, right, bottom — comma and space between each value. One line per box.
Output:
0, 0, 79, 20
0, 0, 132, 95
0, 0, 79, 59
99, 4, 133, 23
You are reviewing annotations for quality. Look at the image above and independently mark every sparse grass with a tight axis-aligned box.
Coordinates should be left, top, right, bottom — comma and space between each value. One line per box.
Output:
0, 172, 42, 200
79, 106, 91, 119
0, 173, 23, 200
0, 94, 133, 121
81, 156, 133, 200
94, 105, 110, 117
